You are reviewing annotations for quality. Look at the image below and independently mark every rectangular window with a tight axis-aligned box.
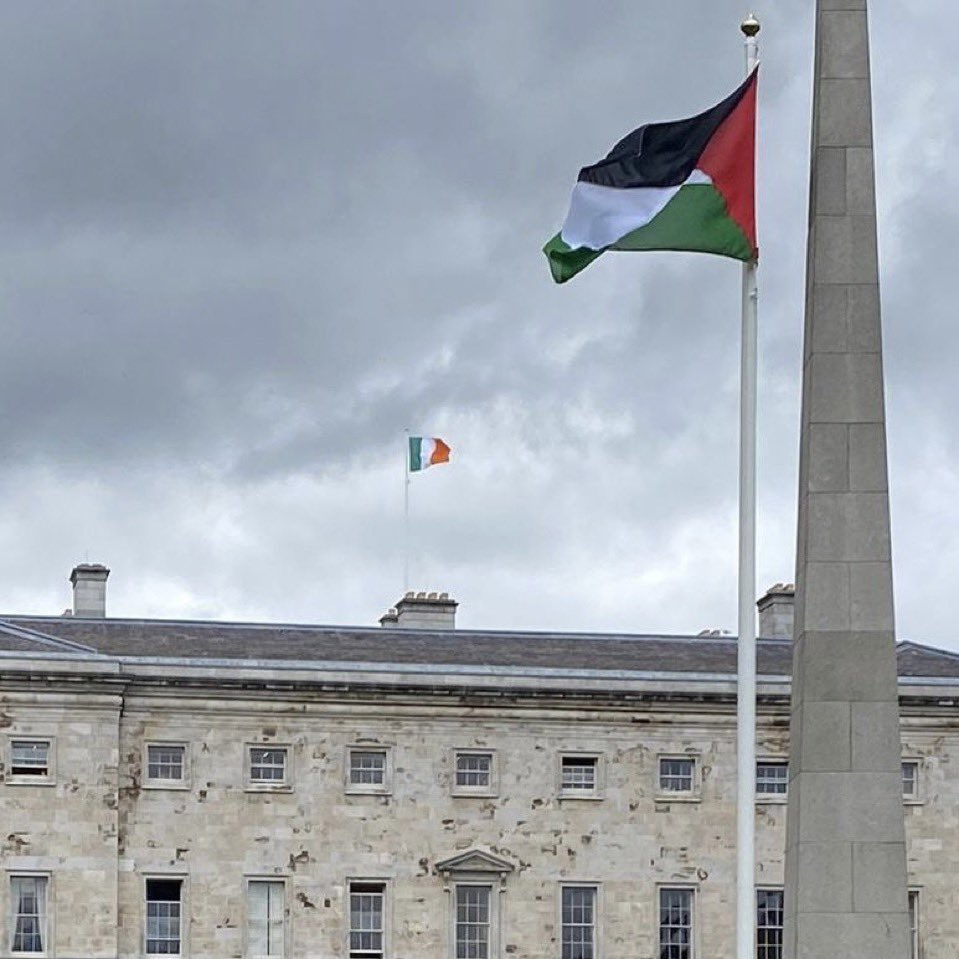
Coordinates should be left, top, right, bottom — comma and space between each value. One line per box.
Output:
146, 878, 183, 956
561, 756, 597, 794
10, 876, 48, 954
147, 745, 186, 783
561, 886, 596, 959
455, 752, 492, 789
455, 885, 491, 959
659, 758, 695, 794
249, 747, 288, 785
902, 761, 919, 800
659, 888, 694, 959
756, 889, 783, 959
350, 750, 386, 786
349, 882, 385, 959
756, 761, 788, 797
247, 880, 285, 958
908, 890, 919, 959
10, 741, 50, 779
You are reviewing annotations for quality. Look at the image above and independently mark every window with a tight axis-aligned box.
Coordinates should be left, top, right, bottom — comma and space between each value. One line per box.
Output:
456, 753, 492, 788
908, 890, 920, 959
902, 761, 920, 802
145, 878, 183, 956
561, 886, 596, 959
146, 745, 187, 785
349, 882, 385, 959
658, 757, 695, 795
659, 888, 694, 959
560, 756, 599, 796
10, 876, 48, 954
247, 880, 285, 958
248, 747, 289, 787
455, 885, 491, 959
346, 747, 391, 794
9, 740, 51, 781
756, 761, 788, 798
756, 889, 783, 959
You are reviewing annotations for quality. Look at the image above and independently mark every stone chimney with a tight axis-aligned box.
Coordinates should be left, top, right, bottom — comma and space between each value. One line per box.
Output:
70, 564, 110, 618
756, 583, 794, 639
381, 591, 457, 630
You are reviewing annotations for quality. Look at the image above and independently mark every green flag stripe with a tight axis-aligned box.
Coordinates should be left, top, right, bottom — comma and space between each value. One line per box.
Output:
408, 436, 423, 472
544, 183, 753, 284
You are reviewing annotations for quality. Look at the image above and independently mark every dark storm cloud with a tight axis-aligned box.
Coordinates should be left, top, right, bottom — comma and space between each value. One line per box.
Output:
0, 1, 955, 646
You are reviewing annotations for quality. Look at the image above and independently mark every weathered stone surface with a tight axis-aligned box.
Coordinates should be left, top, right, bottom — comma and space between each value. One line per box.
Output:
785, 1, 909, 956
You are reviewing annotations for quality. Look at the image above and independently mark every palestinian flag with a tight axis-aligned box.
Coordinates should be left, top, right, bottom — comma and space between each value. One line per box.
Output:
544, 70, 758, 284
409, 436, 451, 472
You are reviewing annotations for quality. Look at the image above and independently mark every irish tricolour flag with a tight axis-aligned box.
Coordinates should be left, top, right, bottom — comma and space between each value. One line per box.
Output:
409, 436, 451, 472
544, 70, 757, 284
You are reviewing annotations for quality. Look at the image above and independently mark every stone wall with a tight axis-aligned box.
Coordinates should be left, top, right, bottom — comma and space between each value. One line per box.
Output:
1, 683, 954, 958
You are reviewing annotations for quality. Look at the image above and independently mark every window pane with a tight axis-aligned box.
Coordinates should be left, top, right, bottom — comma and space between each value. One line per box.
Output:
659, 758, 694, 793
908, 890, 919, 959
456, 753, 492, 788
146, 879, 182, 956
756, 762, 788, 796
11, 876, 47, 954
250, 748, 287, 783
562, 887, 596, 959
455, 886, 490, 959
11, 741, 49, 777
350, 751, 386, 786
148, 745, 185, 782
902, 762, 918, 798
561, 757, 597, 791
659, 888, 693, 959
756, 889, 784, 959
349, 883, 385, 958
248, 880, 285, 957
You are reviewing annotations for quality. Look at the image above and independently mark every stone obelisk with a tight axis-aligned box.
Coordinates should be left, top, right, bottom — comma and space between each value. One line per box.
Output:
784, 1, 910, 957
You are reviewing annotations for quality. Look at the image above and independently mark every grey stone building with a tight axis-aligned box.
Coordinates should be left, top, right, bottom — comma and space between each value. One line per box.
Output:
1, 566, 956, 959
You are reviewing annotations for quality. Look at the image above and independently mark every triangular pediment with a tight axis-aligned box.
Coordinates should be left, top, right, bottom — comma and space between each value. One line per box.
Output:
434, 848, 514, 875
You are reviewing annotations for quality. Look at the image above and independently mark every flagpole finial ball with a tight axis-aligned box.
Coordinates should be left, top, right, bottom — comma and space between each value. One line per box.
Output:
741, 13, 760, 37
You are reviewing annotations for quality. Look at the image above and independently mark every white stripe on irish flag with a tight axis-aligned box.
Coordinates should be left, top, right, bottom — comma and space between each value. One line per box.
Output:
409, 436, 451, 472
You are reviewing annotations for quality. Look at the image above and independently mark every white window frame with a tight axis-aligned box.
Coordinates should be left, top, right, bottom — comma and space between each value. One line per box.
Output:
347, 878, 391, 959
755, 759, 789, 804
9, 872, 52, 957
558, 753, 603, 800
451, 882, 496, 959
6, 737, 55, 786
245, 745, 292, 792
558, 883, 601, 959
143, 743, 190, 790
345, 746, 393, 796
244, 876, 288, 959
656, 755, 701, 802
451, 750, 498, 798
908, 888, 920, 959
755, 887, 784, 959
144, 874, 187, 958
902, 759, 923, 804
656, 885, 697, 959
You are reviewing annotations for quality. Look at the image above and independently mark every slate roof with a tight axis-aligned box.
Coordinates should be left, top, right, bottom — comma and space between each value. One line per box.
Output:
0, 615, 957, 680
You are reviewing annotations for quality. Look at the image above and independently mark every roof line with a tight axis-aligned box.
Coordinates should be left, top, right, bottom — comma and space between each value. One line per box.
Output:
0, 619, 99, 654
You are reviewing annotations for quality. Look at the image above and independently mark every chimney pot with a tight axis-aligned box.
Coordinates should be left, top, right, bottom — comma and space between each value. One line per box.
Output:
70, 563, 110, 618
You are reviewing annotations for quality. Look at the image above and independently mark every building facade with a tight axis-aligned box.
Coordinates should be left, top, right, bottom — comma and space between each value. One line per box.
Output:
1, 569, 956, 959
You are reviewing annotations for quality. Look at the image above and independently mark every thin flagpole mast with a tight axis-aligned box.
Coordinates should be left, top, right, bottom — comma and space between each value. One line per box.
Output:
404, 429, 411, 592
736, 14, 760, 959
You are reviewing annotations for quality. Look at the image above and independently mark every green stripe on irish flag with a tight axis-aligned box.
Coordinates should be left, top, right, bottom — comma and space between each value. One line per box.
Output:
544, 70, 757, 283
409, 436, 451, 472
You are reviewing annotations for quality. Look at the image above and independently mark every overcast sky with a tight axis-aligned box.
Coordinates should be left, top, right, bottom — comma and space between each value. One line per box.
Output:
0, 1, 955, 648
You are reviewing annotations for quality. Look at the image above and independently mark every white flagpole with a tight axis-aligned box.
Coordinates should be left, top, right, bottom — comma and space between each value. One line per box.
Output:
736, 14, 760, 959
404, 429, 411, 592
